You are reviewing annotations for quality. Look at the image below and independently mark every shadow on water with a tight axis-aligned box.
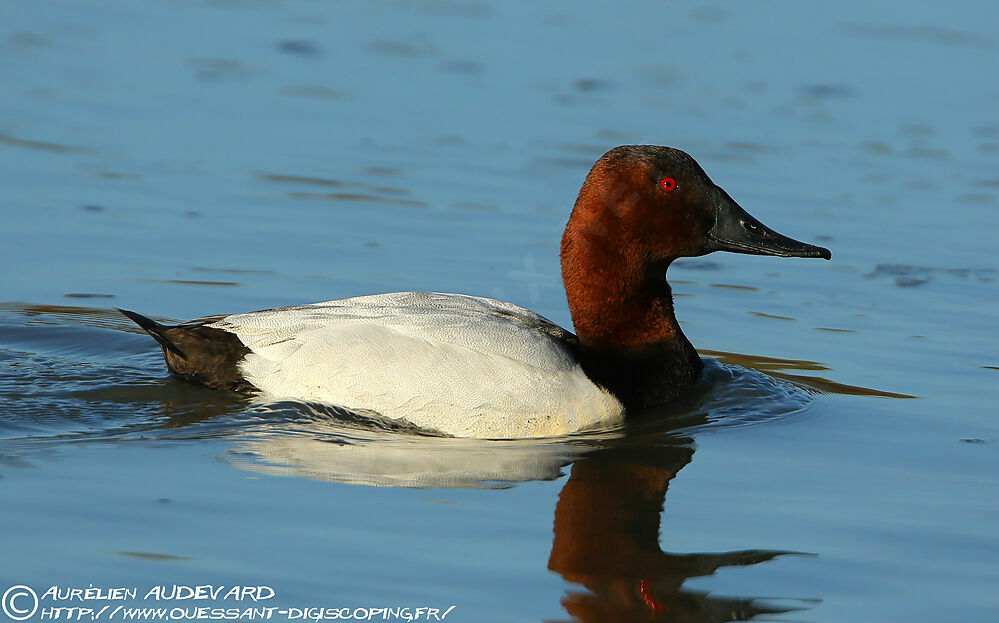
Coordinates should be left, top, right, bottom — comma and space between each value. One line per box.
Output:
2, 301, 924, 620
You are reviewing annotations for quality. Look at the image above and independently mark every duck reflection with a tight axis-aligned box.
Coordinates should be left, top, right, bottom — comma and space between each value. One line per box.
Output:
549, 441, 805, 622
232, 414, 815, 622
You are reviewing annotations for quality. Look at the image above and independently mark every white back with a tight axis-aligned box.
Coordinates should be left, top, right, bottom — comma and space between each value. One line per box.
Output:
208, 293, 623, 438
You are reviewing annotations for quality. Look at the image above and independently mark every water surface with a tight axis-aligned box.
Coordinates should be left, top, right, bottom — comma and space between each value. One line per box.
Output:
2, 2, 997, 622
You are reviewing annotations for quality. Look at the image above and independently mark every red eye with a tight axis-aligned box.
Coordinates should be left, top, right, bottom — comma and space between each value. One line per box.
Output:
659, 177, 677, 192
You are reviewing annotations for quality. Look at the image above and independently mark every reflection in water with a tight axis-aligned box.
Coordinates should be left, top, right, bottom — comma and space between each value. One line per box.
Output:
702, 349, 917, 399
230, 422, 817, 621
549, 443, 814, 622
228, 412, 575, 489
0, 301, 142, 331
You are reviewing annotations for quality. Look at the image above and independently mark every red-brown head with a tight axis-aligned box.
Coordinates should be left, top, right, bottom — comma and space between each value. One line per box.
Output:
561, 145, 829, 347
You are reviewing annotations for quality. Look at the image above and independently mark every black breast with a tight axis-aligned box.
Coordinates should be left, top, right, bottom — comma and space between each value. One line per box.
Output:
576, 338, 703, 412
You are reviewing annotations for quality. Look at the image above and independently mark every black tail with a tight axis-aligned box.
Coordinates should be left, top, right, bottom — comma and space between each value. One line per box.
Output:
117, 309, 186, 358
117, 308, 253, 393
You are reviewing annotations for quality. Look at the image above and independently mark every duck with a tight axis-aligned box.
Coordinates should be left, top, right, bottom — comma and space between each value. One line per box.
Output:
121, 145, 830, 438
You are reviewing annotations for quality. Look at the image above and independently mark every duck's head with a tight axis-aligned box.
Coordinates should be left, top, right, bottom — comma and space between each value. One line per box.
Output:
563, 145, 831, 266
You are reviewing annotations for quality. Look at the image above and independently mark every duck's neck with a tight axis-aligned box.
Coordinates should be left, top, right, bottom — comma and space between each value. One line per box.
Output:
561, 229, 702, 410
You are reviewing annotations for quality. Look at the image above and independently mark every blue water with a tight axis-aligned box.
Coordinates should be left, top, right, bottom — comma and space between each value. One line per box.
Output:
2, 1, 997, 622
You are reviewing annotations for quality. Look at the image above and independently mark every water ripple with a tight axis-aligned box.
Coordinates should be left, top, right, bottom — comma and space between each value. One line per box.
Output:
0, 302, 896, 487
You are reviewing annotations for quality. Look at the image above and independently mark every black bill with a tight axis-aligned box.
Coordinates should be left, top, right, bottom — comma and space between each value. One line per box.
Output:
705, 187, 831, 260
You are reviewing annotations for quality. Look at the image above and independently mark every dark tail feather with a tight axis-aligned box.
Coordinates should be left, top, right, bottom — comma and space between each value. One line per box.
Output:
117, 309, 186, 358
117, 308, 252, 392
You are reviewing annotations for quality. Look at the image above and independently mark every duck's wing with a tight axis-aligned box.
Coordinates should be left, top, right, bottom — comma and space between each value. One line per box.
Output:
210, 292, 578, 364
207, 292, 621, 438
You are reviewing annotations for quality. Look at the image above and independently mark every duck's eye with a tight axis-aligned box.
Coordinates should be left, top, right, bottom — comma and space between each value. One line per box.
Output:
659, 177, 678, 192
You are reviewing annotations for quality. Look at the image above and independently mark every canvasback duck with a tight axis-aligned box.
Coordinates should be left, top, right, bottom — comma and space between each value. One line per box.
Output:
121, 145, 830, 438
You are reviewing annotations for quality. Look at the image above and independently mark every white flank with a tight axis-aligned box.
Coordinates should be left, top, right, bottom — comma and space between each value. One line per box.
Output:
207, 292, 624, 438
